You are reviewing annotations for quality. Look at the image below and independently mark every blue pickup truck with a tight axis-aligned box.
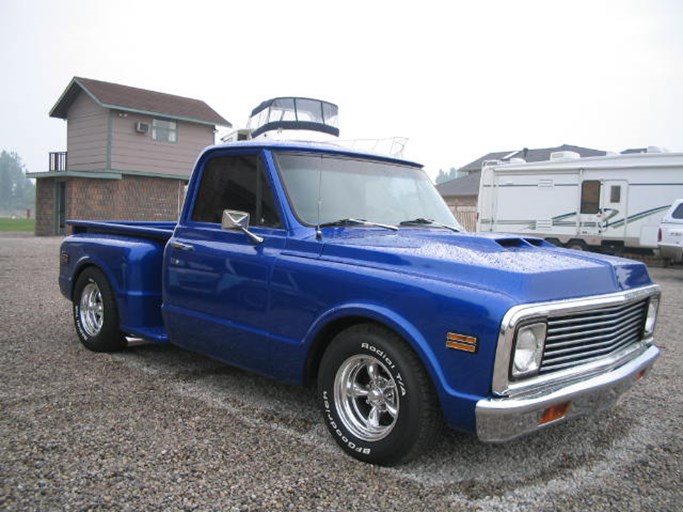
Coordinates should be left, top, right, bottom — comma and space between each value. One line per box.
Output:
59, 140, 660, 465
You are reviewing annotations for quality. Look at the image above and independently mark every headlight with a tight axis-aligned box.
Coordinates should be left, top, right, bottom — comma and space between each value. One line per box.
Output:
644, 297, 659, 337
512, 322, 547, 378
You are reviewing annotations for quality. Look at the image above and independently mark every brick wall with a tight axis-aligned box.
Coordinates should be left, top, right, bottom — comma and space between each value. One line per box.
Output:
68, 175, 186, 222
35, 174, 187, 235
35, 178, 56, 236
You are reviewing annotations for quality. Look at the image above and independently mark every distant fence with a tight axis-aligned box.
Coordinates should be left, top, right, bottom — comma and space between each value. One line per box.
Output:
452, 206, 477, 232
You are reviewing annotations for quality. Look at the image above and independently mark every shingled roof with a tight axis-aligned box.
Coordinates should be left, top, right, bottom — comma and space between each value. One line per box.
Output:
50, 77, 231, 127
459, 144, 606, 173
437, 144, 608, 198
435, 171, 483, 197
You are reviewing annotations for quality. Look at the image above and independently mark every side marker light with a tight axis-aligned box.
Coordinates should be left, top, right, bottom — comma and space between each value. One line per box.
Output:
539, 402, 571, 425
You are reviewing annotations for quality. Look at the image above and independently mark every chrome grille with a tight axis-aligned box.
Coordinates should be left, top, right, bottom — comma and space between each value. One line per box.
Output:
540, 299, 648, 374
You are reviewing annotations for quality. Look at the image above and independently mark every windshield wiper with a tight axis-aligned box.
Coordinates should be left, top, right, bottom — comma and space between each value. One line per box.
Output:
399, 218, 460, 232
318, 218, 398, 231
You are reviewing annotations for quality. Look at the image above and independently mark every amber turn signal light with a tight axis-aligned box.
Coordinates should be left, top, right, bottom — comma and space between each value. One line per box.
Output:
539, 402, 571, 425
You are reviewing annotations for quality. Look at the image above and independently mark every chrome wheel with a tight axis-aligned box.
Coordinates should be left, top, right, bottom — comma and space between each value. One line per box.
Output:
334, 355, 399, 442
79, 282, 104, 337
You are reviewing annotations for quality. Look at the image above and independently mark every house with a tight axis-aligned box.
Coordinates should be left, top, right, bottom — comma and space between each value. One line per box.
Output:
437, 144, 607, 231
31, 77, 231, 235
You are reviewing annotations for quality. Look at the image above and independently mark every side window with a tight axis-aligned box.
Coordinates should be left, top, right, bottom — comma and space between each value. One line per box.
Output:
191, 154, 282, 228
672, 203, 683, 219
610, 185, 621, 203
580, 180, 601, 214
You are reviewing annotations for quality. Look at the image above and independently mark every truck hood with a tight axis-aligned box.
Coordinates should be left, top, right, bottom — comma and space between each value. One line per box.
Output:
318, 230, 652, 303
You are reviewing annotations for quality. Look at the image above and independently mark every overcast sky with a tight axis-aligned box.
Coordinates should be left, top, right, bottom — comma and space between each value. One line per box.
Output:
1, 0, 682, 180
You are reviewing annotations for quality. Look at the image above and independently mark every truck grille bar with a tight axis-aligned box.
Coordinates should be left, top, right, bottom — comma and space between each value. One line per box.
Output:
540, 299, 648, 374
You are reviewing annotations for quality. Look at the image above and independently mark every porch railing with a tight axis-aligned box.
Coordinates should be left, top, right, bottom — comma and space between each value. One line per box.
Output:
49, 151, 67, 171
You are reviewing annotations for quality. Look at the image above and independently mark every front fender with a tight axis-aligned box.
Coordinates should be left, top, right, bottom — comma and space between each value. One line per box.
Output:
303, 302, 454, 396
300, 296, 502, 433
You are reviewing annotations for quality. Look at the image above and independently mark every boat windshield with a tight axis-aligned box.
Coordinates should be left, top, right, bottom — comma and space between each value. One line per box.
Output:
274, 152, 462, 230
248, 98, 339, 138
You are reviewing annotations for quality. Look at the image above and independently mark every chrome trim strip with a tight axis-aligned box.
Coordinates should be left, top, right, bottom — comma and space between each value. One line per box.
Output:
492, 284, 660, 397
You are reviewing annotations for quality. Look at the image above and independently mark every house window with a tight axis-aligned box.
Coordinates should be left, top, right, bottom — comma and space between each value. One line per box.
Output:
152, 119, 177, 143
580, 180, 601, 214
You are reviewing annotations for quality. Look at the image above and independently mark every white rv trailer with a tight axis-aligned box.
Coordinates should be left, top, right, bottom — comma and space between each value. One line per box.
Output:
477, 150, 683, 252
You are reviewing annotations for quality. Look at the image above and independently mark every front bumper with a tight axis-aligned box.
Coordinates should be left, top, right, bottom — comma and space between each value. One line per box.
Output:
475, 345, 659, 442
658, 243, 683, 262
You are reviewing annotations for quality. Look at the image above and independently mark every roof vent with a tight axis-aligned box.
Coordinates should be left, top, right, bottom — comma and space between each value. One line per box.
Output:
507, 157, 526, 165
550, 150, 581, 160
481, 159, 504, 169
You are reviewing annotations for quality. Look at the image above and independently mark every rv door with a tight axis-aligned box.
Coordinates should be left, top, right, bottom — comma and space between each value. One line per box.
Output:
600, 180, 628, 239
578, 180, 602, 237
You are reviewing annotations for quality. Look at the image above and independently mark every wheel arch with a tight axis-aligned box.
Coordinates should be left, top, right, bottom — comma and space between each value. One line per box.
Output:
70, 256, 122, 302
302, 304, 447, 402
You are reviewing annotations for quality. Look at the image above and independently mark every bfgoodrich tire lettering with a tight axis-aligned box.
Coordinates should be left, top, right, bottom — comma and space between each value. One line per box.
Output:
72, 267, 126, 352
318, 323, 441, 465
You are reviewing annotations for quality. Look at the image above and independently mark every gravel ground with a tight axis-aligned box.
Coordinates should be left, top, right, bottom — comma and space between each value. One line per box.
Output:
0, 233, 681, 511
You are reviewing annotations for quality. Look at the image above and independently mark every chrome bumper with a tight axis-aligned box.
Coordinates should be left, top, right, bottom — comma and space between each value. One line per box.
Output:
658, 243, 683, 262
475, 345, 660, 442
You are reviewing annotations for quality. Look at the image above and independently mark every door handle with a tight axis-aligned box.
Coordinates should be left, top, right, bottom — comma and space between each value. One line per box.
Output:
170, 241, 194, 252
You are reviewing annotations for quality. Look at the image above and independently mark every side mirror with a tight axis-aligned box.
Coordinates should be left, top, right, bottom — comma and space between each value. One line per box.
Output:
221, 210, 264, 244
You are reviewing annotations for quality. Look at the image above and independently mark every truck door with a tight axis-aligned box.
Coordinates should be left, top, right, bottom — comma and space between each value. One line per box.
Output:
163, 151, 286, 374
600, 180, 628, 240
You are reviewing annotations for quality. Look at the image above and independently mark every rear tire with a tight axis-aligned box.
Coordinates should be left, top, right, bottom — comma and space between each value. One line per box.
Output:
566, 239, 588, 251
73, 268, 126, 352
318, 323, 441, 466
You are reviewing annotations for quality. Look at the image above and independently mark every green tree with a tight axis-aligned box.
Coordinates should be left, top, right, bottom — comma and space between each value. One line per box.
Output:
435, 167, 460, 184
0, 151, 35, 214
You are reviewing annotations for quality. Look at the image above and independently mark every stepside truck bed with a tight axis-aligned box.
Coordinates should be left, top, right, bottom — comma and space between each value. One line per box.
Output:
60, 220, 176, 343
68, 220, 176, 241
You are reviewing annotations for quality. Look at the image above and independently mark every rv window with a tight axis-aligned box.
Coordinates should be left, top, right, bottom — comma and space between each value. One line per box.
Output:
580, 181, 601, 214
610, 185, 621, 203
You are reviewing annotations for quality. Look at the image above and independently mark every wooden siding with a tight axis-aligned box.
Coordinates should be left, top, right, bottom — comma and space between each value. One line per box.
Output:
110, 113, 215, 178
66, 92, 108, 171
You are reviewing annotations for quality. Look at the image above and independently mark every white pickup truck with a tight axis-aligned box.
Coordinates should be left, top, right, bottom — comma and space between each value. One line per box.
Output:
658, 199, 683, 265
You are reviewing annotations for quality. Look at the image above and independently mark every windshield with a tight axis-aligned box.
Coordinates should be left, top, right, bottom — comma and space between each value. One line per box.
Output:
275, 152, 463, 230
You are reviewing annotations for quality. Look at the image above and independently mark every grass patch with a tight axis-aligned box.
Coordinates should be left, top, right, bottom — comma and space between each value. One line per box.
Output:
0, 218, 36, 232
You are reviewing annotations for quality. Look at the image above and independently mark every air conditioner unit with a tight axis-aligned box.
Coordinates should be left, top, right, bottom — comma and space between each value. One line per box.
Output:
550, 151, 581, 160
134, 122, 150, 133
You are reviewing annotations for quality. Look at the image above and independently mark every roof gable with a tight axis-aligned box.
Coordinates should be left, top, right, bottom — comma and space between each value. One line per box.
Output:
50, 77, 231, 127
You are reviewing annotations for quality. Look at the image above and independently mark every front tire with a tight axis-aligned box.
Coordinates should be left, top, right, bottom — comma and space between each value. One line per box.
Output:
318, 323, 441, 465
73, 267, 126, 352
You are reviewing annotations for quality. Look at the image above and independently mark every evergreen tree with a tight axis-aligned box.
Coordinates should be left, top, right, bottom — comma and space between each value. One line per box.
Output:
435, 167, 461, 184
0, 151, 35, 213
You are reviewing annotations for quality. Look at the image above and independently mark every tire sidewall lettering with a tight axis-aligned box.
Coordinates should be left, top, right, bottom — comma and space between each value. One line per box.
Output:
322, 390, 371, 455
360, 342, 407, 397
